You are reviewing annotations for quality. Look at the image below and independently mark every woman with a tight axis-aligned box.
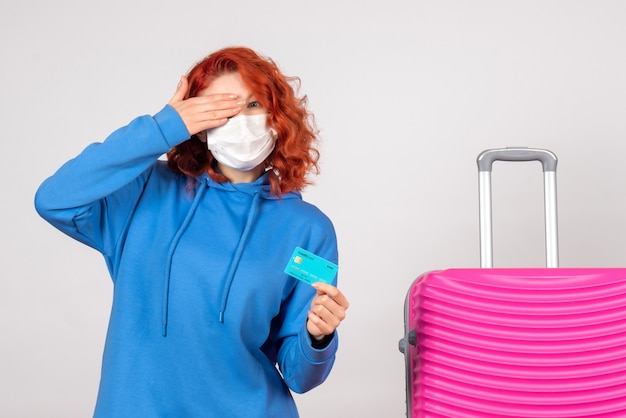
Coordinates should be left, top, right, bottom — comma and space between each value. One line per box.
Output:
35, 46, 349, 418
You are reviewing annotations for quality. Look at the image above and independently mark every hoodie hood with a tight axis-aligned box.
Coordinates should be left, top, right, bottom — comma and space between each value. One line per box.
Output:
161, 171, 301, 336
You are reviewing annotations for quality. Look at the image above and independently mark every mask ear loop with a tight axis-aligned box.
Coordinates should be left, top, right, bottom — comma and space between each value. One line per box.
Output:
264, 154, 276, 173
264, 127, 278, 173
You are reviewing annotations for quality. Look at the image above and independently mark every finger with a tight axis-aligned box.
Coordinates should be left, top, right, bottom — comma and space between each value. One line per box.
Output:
168, 76, 189, 105
178, 102, 239, 124
171, 96, 242, 135
199, 92, 243, 103
307, 311, 334, 336
309, 304, 341, 330
312, 296, 346, 325
311, 282, 350, 309
310, 290, 346, 318
176, 96, 243, 120
310, 288, 347, 326
191, 98, 243, 117
306, 312, 324, 337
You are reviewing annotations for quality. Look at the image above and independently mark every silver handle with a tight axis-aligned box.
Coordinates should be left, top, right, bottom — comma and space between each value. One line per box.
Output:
477, 148, 558, 173
477, 147, 559, 268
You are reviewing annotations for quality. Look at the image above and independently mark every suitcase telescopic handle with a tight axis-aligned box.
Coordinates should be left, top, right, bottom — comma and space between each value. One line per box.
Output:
476, 147, 559, 268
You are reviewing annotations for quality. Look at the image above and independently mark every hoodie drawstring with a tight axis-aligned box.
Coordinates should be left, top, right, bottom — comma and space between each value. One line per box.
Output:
161, 186, 263, 336
161, 186, 207, 337
219, 191, 261, 323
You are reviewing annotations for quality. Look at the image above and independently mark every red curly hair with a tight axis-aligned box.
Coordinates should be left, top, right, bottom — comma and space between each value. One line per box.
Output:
166, 46, 319, 196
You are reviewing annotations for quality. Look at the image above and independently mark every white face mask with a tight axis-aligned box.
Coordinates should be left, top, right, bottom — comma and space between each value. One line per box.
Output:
205, 114, 276, 171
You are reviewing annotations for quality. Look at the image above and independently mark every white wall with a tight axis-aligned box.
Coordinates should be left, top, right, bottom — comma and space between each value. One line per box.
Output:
2, 1, 626, 416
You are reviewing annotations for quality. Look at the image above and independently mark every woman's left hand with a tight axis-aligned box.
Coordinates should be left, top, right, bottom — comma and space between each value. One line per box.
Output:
306, 282, 349, 341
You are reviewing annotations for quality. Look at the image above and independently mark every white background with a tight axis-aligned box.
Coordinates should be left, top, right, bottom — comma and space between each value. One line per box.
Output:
2, 1, 626, 416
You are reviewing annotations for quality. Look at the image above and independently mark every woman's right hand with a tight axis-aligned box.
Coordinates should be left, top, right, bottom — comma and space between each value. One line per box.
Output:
168, 76, 242, 136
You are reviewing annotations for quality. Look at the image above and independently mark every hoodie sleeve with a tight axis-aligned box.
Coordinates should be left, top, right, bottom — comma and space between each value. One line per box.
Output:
34, 105, 189, 263
274, 223, 340, 394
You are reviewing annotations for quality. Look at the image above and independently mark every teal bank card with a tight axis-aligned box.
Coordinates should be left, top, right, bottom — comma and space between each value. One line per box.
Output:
284, 247, 338, 285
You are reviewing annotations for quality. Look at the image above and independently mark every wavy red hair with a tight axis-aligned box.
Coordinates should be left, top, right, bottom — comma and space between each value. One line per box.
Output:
166, 46, 319, 196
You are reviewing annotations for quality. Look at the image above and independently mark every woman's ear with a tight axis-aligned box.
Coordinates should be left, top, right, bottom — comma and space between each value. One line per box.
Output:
196, 131, 207, 143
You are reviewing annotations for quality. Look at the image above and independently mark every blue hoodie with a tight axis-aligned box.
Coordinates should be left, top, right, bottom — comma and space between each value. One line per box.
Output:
34, 105, 339, 418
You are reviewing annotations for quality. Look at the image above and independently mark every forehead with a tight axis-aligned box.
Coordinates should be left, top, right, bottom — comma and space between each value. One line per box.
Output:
199, 71, 251, 97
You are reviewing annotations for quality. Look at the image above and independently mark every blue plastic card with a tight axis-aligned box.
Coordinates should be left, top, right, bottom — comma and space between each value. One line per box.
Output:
284, 247, 338, 285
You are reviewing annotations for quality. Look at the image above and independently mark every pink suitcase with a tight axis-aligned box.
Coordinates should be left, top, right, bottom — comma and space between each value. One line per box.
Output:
399, 148, 626, 417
